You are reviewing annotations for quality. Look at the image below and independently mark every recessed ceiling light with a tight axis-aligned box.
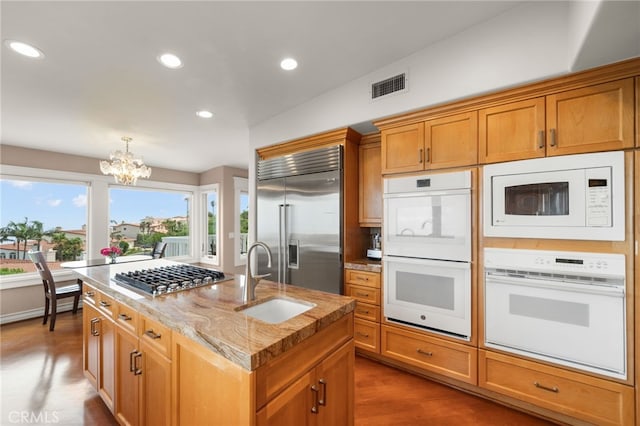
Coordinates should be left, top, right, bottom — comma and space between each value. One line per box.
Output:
196, 110, 213, 119
158, 53, 183, 69
4, 40, 44, 59
280, 58, 298, 71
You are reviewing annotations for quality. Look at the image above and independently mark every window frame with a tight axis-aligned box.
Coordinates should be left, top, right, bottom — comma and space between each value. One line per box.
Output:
0, 164, 200, 289
199, 183, 220, 266
234, 176, 248, 266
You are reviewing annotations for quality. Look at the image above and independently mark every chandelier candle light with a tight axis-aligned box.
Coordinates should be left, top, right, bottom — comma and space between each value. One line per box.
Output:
100, 136, 152, 185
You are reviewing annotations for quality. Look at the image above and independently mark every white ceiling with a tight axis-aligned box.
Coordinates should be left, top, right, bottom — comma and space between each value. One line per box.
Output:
2, 1, 527, 173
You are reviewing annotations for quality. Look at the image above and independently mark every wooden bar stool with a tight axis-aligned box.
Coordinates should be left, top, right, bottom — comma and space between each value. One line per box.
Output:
28, 251, 81, 331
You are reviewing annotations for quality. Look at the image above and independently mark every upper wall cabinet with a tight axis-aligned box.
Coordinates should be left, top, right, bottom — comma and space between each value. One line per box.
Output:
480, 78, 635, 163
381, 111, 478, 174
359, 136, 382, 226
479, 98, 546, 163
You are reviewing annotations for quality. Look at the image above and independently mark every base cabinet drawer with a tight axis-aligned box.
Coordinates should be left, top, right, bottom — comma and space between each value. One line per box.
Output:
479, 350, 634, 426
345, 283, 380, 305
381, 325, 477, 385
345, 269, 380, 289
353, 301, 380, 322
354, 319, 380, 354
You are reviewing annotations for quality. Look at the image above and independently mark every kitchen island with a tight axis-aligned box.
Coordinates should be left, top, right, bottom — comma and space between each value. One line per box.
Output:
74, 259, 355, 426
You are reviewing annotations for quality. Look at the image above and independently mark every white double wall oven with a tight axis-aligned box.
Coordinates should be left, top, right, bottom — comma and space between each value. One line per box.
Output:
383, 170, 472, 340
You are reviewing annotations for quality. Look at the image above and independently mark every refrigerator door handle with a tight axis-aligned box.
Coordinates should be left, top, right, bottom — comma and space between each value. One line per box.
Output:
278, 204, 285, 283
283, 203, 291, 283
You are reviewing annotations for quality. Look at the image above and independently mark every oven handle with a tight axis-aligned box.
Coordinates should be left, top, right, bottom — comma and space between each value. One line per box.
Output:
383, 188, 470, 198
485, 273, 625, 297
384, 256, 470, 270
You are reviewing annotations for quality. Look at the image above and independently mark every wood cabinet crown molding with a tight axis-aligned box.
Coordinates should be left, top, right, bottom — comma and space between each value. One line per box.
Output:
374, 56, 640, 129
257, 127, 362, 160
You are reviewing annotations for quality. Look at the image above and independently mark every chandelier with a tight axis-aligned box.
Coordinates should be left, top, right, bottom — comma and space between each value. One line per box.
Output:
100, 136, 152, 185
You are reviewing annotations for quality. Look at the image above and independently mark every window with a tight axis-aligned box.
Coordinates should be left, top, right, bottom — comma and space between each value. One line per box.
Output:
109, 187, 192, 259
234, 177, 248, 266
201, 185, 219, 265
0, 177, 89, 275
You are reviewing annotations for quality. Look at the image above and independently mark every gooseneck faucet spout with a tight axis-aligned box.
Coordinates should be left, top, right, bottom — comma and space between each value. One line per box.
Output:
244, 241, 272, 303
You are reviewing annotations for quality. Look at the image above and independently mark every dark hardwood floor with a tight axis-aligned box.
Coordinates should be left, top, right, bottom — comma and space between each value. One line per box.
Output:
1, 312, 554, 425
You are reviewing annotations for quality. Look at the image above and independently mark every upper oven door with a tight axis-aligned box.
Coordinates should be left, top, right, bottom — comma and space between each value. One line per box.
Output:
384, 188, 471, 262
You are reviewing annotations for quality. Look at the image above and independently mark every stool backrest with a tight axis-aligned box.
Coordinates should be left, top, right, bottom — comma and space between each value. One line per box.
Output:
28, 251, 56, 295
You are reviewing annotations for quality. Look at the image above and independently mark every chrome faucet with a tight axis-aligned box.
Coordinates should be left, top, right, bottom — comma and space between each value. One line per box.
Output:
244, 241, 272, 302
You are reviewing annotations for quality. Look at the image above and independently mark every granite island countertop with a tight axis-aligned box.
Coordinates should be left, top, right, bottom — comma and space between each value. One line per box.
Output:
72, 259, 355, 372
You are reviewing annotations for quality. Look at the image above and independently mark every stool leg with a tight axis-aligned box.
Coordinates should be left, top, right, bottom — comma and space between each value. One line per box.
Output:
72, 295, 79, 314
49, 299, 57, 332
43, 298, 50, 325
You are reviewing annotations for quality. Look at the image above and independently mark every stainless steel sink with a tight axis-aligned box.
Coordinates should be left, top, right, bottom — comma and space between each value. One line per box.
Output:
237, 297, 316, 324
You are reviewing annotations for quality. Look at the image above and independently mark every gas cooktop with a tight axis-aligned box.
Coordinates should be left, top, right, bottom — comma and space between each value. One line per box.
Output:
113, 264, 229, 296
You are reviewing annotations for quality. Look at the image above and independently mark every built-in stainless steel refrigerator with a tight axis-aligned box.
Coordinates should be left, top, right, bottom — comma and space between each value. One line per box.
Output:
256, 145, 342, 294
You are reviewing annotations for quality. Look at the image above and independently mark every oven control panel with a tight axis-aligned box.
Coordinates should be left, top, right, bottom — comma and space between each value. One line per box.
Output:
485, 248, 625, 276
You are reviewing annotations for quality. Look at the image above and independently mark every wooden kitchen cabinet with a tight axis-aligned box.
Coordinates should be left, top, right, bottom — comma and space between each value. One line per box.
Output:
345, 269, 381, 354
424, 111, 478, 169
359, 137, 382, 226
381, 324, 478, 385
479, 349, 634, 426
479, 97, 546, 163
257, 340, 354, 426
172, 313, 354, 426
114, 309, 171, 426
546, 78, 635, 156
381, 122, 424, 174
381, 112, 478, 174
82, 284, 115, 412
480, 79, 634, 163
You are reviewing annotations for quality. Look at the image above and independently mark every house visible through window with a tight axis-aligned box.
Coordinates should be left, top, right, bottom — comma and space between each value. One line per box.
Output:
109, 187, 192, 259
0, 177, 89, 275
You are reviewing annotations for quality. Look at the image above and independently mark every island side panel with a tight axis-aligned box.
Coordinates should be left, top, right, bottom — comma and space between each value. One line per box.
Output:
172, 331, 256, 426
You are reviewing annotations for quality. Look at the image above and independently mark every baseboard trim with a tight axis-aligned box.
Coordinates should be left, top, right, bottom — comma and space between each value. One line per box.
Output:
0, 300, 83, 325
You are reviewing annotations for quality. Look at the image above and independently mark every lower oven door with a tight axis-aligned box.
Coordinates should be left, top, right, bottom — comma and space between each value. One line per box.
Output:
384, 256, 471, 340
485, 273, 626, 379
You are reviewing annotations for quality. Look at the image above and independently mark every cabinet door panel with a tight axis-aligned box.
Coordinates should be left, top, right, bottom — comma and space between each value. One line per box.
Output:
83, 304, 99, 389
359, 141, 382, 225
256, 370, 315, 426
115, 327, 140, 426
479, 98, 545, 163
317, 340, 354, 426
546, 78, 634, 156
381, 123, 425, 174
140, 342, 171, 426
425, 111, 478, 169
99, 317, 115, 412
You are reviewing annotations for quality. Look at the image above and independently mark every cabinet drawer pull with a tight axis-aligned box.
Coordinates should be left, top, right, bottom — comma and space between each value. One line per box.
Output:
85, 291, 95, 298
99, 301, 111, 308
310, 385, 319, 414
90, 318, 100, 336
118, 313, 132, 321
356, 332, 370, 338
129, 350, 137, 372
533, 381, 559, 393
537, 130, 544, 149
356, 276, 369, 281
417, 348, 433, 357
355, 292, 369, 297
144, 329, 162, 340
425, 147, 430, 163
357, 309, 370, 315
129, 350, 142, 375
318, 379, 327, 406
418, 148, 424, 163
549, 128, 557, 147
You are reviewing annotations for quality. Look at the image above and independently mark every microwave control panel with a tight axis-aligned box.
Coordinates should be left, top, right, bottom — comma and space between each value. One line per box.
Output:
585, 167, 612, 227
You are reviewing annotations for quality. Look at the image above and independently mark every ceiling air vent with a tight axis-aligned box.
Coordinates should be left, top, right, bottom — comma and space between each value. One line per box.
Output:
371, 73, 406, 99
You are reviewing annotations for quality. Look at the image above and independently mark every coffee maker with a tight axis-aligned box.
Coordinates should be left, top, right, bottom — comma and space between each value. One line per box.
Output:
366, 232, 382, 260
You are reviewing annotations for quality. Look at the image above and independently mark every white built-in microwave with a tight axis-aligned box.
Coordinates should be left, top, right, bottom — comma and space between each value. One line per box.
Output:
483, 151, 625, 241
